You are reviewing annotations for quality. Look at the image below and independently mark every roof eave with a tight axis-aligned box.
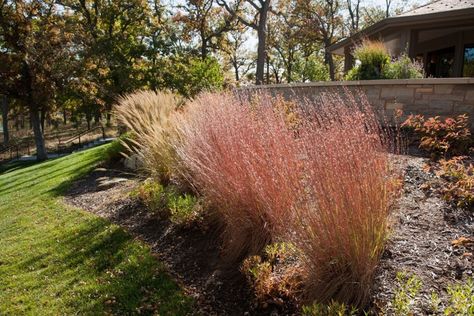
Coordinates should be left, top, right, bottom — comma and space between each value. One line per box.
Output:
328, 7, 474, 55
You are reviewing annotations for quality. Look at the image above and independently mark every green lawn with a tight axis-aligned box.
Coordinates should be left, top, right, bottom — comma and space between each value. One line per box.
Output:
0, 145, 192, 315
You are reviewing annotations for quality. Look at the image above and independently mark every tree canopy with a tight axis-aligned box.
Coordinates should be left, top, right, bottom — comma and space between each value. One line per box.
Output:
0, 0, 426, 159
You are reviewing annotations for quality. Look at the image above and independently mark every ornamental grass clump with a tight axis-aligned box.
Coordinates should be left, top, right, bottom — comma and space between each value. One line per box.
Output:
346, 40, 390, 80
174, 92, 302, 263
115, 90, 183, 182
174, 91, 397, 307
291, 92, 397, 307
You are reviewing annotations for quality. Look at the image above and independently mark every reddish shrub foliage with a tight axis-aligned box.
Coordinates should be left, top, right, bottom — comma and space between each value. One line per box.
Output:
436, 157, 474, 210
174, 91, 397, 307
401, 114, 472, 158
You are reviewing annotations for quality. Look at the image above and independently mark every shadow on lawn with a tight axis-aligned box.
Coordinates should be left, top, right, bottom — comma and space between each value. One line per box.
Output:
15, 215, 192, 315
0, 160, 38, 174
0, 151, 104, 197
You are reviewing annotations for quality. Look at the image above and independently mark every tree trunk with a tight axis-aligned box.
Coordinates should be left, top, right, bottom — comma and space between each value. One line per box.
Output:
94, 110, 101, 124
2, 95, 9, 145
106, 112, 111, 126
233, 60, 240, 82
287, 53, 293, 83
86, 110, 91, 130
200, 29, 208, 59
105, 103, 112, 126
40, 109, 46, 133
63, 109, 67, 124
325, 41, 336, 80
30, 106, 47, 161
266, 54, 270, 84
255, 0, 271, 85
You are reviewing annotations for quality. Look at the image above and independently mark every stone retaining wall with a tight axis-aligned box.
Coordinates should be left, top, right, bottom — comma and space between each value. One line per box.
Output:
240, 78, 474, 123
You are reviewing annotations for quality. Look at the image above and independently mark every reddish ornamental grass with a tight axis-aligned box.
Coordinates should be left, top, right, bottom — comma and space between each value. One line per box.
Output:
174, 91, 397, 307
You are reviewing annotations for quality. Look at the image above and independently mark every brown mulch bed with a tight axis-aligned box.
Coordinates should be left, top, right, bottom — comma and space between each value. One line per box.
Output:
64, 167, 273, 316
63, 156, 474, 315
372, 156, 473, 314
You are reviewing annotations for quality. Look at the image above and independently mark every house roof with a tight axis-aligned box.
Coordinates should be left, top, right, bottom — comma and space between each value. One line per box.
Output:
328, 0, 474, 55
398, 0, 474, 17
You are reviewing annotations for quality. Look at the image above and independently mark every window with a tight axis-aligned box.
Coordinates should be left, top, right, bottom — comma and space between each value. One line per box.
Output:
426, 47, 455, 78
463, 45, 474, 77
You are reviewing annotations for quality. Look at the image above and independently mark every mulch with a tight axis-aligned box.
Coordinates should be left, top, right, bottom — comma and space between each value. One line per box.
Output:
63, 155, 474, 315
64, 167, 268, 315
372, 156, 473, 314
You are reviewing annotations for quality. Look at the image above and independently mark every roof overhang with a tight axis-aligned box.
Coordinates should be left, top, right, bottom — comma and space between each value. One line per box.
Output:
328, 7, 474, 55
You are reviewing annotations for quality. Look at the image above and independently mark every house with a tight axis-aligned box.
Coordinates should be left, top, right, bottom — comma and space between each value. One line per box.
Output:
328, 0, 474, 77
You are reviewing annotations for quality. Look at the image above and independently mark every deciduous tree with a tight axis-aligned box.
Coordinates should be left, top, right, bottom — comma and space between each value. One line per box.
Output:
175, 0, 235, 59
0, 0, 75, 160
295, 0, 343, 80
217, 0, 272, 85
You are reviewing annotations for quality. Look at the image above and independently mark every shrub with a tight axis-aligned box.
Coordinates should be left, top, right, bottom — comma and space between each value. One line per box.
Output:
175, 91, 397, 307
346, 41, 423, 80
383, 54, 424, 79
345, 40, 390, 80
133, 180, 200, 224
294, 55, 330, 82
165, 186, 200, 224
302, 301, 358, 316
437, 156, 474, 210
401, 114, 472, 158
392, 272, 422, 316
114, 90, 183, 182
445, 278, 474, 315
241, 242, 303, 307
161, 56, 224, 98
134, 179, 165, 213
387, 272, 474, 315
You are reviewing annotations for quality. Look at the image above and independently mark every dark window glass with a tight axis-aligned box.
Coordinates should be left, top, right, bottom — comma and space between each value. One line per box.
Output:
426, 46, 455, 78
463, 45, 474, 77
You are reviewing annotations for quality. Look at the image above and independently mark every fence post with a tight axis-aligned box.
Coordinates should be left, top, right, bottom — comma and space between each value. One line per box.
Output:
101, 126, 106, 140
78, 135, 81, 147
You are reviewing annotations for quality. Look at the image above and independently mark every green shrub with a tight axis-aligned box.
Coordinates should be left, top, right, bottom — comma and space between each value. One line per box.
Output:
392, 272, 422, 316
164, 186, 199, 224
133, 180, 199, 224
162, 56, 224, 98
345, 40, 390, 80
389, 273, 474, 315
302, 301, 358, 316
383, 54, 424, 79
133, 180, 165, 212
445, 278, 474, 315
346, 41, 424, 80
294, 55, 330, 82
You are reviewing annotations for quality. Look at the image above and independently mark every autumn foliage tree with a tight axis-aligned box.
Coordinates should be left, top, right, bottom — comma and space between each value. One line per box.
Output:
0, 0, 75, 160
175, 0, 236, 59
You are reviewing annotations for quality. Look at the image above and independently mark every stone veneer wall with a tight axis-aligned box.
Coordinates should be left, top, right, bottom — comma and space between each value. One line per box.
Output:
240, 78, 474, 124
